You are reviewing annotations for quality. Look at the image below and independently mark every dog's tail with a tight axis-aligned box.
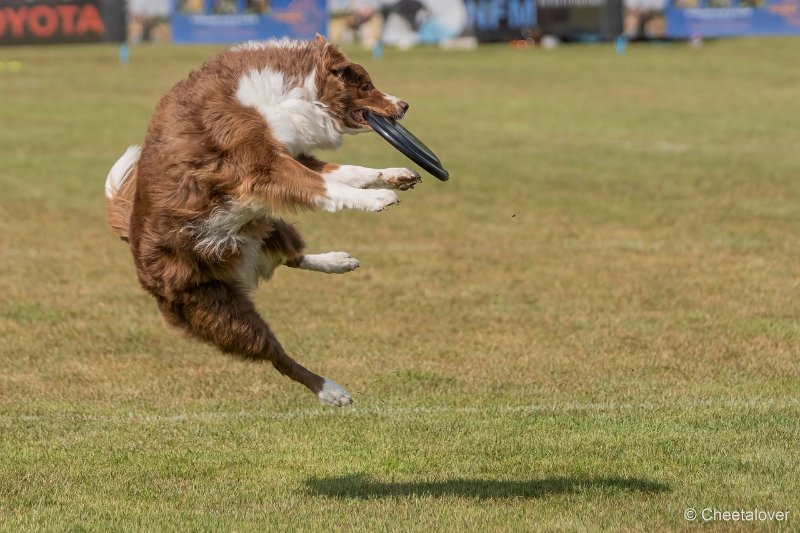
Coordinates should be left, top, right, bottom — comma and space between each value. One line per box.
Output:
104, 145, 141, 242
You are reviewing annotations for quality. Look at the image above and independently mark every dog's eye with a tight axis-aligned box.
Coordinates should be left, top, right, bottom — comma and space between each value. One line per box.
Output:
361, 83, 373, 92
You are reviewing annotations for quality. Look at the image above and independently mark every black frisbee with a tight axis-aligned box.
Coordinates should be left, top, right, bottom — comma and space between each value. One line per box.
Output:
364, 111, 449, 181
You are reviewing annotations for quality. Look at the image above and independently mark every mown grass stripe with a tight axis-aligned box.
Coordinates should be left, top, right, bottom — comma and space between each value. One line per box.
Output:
2, 397, 797, 424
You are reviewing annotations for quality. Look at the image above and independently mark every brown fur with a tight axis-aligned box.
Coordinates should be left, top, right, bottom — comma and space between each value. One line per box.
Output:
105, 36, 408, 400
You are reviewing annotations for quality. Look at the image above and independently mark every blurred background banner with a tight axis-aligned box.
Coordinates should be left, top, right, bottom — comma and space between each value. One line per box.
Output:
3, 0, 794, 49
171, 0, 326, 43
459, 0, 539, 42
0, 0, 126, 45
536, 0, 623, 41
665, 0, 800, 37
330, 0, 622, 46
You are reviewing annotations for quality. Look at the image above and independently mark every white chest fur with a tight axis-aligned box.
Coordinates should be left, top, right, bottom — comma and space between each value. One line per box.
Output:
187, 200, 282, 290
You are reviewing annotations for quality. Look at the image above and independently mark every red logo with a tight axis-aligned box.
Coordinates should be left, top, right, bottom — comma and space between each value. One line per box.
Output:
0, 3, 106, 40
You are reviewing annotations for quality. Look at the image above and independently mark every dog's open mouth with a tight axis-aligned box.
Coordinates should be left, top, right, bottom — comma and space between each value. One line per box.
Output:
351, 109, 370, 127
350, 109, 401, 128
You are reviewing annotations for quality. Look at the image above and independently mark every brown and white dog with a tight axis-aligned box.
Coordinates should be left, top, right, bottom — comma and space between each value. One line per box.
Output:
104, 35, 421, 406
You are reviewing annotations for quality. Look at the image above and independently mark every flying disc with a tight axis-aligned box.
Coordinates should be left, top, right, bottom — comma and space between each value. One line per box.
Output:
364, 111, 450, 181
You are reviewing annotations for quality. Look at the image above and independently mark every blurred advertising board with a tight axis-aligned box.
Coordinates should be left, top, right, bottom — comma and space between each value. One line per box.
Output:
535, 0, 623, 40
464, 0, 538, 40
171, 0, 326, 43
665, 0, 800, 37
0, 0, 126, 45
331, 0, 622, 44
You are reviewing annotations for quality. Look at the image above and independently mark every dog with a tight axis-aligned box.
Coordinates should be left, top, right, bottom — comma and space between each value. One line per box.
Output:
104, 35, 422, 406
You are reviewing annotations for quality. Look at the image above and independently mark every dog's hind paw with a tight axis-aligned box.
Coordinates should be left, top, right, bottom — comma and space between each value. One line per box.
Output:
300, 252, 359, 274
318, 379, 353, 407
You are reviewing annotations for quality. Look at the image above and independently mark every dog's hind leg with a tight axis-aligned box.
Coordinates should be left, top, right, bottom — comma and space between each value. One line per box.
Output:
297, 155, 422, 191
261, 219, 359, 275
161, 282, 352, 406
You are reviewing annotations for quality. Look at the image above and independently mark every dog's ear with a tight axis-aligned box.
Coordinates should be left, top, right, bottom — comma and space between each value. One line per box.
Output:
319, 39, 350, 74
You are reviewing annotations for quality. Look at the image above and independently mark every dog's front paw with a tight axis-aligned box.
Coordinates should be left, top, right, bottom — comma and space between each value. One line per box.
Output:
364, 189, 399, 212
382, 168, 422, 190
318, 378, 353, 407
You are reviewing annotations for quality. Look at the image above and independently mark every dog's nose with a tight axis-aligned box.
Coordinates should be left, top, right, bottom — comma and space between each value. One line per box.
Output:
398, 100, 409, 115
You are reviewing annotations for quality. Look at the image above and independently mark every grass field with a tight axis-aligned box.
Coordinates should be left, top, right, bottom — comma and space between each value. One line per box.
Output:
1, 38, 799, 530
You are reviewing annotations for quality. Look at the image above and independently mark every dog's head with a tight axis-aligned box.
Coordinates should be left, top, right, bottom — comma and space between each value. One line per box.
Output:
315, 34, 408, 134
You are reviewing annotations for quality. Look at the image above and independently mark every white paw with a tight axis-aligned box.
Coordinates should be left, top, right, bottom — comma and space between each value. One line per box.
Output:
381, 168, 422, 190
321, 251, 360, 273
318, 378, 353, 407
363, 189, 399, 211
309, 251, 360, 274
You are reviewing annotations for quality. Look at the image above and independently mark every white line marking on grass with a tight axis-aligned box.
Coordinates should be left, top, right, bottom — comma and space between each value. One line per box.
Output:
1, 398, 798, 425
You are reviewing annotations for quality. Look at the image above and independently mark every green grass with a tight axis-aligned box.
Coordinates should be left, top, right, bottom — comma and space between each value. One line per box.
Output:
1, 39, 799, 530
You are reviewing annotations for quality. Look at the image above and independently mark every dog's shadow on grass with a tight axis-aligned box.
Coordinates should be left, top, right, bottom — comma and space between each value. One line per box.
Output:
305, 474, 669, 500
